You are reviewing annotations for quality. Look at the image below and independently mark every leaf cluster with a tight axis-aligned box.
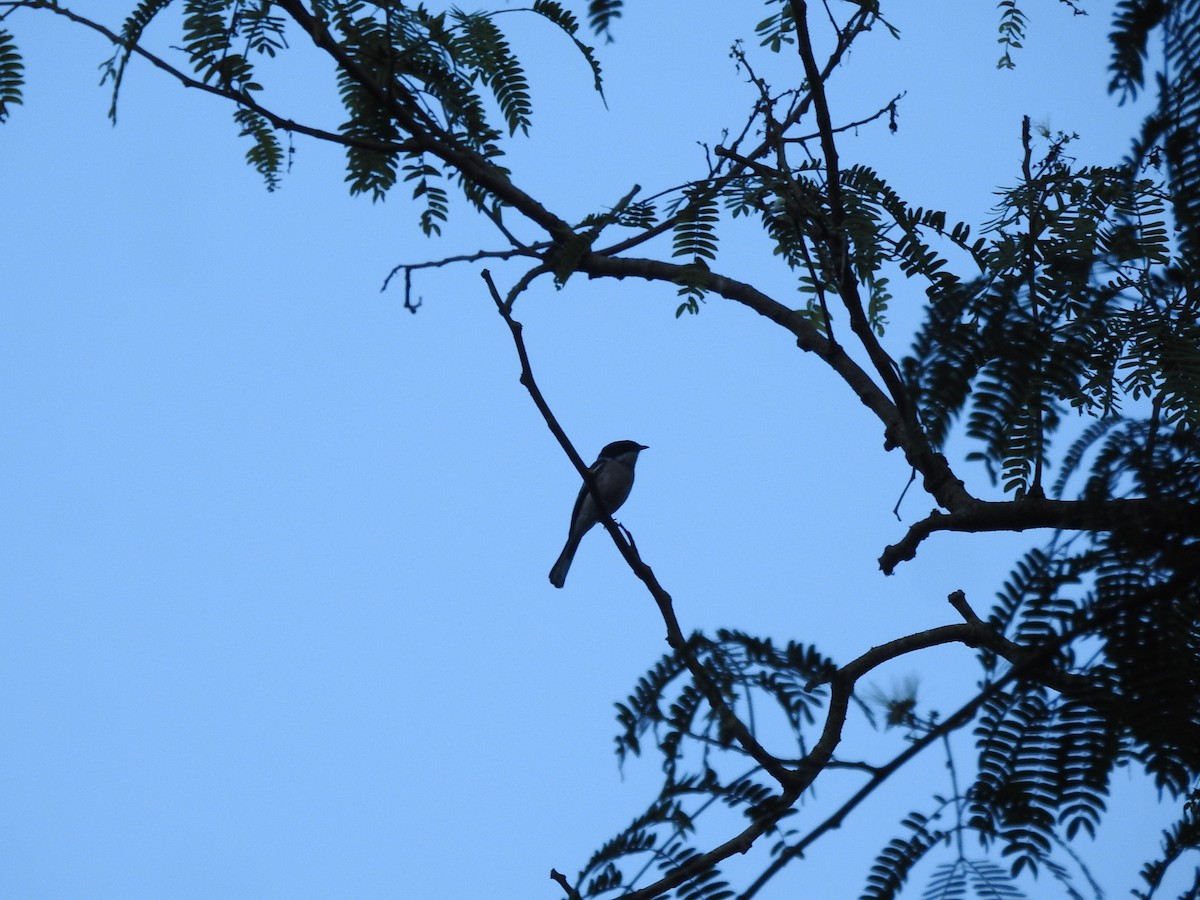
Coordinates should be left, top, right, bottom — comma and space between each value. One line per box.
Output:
904, 134, 1182, 497
1109, 0, 1200, 279
72, 0, 605, 215
921, 858, 1030, 900
715, 159, 969, 337
0, 27, 22, 123
571, 631, 833, 898
956, 418, 1200, 888
614, 630, 833, 778
861, 811, 947, 900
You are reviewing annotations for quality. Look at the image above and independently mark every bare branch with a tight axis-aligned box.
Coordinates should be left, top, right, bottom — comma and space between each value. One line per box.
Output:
879, 496, 1200, 574
781, 92, 905, 143
549, 869, 582, 900
379, 246, 544, 293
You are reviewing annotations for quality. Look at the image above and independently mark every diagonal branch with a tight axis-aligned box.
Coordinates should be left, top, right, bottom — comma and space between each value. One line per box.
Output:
483, 267, 828, 900
573, 251, 976, 517
483, 268, 791, 778
788, 0, 911, 413
13, 0, 419, 157
276, 0, 578, 244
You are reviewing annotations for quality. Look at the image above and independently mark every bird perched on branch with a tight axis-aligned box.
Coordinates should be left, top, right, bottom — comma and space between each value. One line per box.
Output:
549, 440, 648, 588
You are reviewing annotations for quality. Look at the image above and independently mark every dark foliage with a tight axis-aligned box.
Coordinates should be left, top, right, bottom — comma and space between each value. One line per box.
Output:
3, 2, 1198, 898
1109, 0, 1200, 292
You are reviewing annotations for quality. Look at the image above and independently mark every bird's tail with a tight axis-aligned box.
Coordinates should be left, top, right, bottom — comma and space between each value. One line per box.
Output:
548, 533, 582, 589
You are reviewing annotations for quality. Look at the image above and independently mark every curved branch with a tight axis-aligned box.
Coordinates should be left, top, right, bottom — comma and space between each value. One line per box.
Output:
740, 588, 1125, 899
793, 606, 1009, 791
616, 582, 1109, 900
574, 251, 976, 517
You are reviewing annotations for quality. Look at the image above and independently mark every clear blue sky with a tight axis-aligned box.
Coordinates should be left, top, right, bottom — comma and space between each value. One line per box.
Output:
0, 3, 1181, 898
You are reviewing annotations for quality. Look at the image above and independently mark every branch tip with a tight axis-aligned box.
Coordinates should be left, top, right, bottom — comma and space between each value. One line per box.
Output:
549, 869, 582, 900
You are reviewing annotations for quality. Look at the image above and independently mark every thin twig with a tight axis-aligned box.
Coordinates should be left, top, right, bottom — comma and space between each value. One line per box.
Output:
379, 245, 543, 293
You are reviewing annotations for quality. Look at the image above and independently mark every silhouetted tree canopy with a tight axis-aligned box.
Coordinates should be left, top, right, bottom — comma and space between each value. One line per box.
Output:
2, 1, 1197, 897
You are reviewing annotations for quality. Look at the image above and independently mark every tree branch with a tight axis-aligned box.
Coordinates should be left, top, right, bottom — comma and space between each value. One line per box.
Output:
788, 0, 911, 412
483, 267, 833, 900
275, 0, 578, 244
483, 269, 792, 780
549, 869, 582, 900
592, 5, 879, 262
740, 587, 1127, 899
878, 495, 1200, 574
380, 245, 543, 293
574, 251, 977, 517
13, 0, 420, 157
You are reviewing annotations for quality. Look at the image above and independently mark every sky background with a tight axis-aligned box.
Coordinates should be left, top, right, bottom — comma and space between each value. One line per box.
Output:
0, 2, 1187, 899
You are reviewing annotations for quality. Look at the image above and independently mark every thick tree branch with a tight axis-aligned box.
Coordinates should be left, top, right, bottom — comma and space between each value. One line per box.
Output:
574, 251, 977, 517
878, 495, 1200, 574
